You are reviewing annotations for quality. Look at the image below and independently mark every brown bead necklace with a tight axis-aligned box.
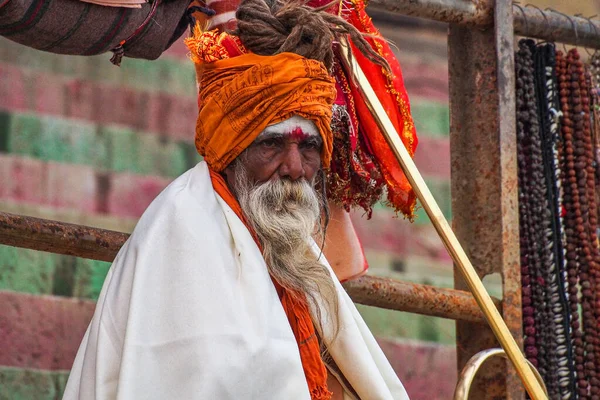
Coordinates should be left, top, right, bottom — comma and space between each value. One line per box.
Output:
589, 54, 600, 227
516, 39, 542, 372
573, 50, 600, 399
558, 48, 590, 398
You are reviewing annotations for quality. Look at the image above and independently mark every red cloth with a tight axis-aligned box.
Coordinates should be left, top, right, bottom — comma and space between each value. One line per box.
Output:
339, 0, 418, 217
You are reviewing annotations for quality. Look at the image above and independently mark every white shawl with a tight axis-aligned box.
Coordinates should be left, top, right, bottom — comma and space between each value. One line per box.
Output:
63, 161, 409, 400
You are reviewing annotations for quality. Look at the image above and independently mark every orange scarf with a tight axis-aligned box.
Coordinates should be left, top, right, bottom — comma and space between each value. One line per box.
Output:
209, 169, 332, 400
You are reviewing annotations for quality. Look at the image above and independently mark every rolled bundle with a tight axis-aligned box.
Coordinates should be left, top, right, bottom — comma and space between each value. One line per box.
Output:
0, 0, 191, 61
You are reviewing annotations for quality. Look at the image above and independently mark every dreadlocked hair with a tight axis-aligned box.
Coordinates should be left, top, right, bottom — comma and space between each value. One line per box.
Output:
233, 0, 390, 73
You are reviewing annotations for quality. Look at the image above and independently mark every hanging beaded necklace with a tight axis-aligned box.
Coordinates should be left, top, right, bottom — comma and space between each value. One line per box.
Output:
557, 48, 589, 398
589, 54, 600, 226
572, 49, 600, 399
516, 39, 540, 371
534, 42, 576, 399
516, 40, 555, 387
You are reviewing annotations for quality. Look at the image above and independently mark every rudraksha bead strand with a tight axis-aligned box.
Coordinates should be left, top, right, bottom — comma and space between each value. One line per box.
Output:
584, 60, 600, 390
558, 48, 588, 398
570, 50, 600, 399
547, 45, 577, 399
516, 40, 555, 384
579, 60, 600, 397
516, 42, 539, 369
589, 53, 600, 216
569, 49, 592, 400
521, 39, 559, 393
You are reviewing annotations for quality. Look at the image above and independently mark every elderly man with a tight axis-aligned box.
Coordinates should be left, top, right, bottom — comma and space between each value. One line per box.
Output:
63, 0, 411, 399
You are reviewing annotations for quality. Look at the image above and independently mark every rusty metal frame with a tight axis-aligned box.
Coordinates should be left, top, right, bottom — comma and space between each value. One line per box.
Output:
0, 0, 596, 398
369, 0, 600, 49
448, 0, 522, 396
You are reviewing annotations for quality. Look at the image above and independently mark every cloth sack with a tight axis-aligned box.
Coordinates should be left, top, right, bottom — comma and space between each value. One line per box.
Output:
0, 0, 190, 60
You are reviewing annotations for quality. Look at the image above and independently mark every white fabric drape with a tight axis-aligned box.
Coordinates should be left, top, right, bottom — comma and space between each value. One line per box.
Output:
63, 161, 409, 400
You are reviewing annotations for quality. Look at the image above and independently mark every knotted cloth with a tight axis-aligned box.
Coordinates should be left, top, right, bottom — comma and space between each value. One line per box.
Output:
186, 29, 336, 172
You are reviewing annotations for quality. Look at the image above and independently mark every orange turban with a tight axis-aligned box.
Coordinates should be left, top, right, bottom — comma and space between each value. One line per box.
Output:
187, 30, 337, 172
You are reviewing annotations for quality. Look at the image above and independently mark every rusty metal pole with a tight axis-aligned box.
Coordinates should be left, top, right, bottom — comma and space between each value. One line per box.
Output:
344, 275, 500, 323
0, 211, 129, 262
368, 0, 600, 49
0, 211, 497, 322
449, 0, 522, 398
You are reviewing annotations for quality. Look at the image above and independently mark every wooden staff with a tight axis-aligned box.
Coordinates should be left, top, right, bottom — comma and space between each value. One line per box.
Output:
337, 41, 548, 400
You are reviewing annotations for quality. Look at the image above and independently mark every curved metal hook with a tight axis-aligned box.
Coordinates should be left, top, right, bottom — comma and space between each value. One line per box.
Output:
546, 8, 578, 51
585, 15, 599, 57
525, 3, 548, 25
523, 4, 551, 45
453, 348, 548, 400
575, 14, 594, 56
513, 2, 529, 37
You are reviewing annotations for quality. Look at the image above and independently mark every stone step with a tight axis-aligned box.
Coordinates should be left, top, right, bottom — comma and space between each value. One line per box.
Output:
0, 38, 196, 98
0, 59, 450, 141
0, 366, 69, 400
0, 228, 451, 301
0, 244, 111, 300
0, 110, 201, 179
0, 63, 198, 141
0, 291, 94, 370
0, 107, 449, 181
0, 154, 172, 219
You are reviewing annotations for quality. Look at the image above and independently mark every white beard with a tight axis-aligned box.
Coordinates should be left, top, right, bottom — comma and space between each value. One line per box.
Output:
231, 160, 339, 338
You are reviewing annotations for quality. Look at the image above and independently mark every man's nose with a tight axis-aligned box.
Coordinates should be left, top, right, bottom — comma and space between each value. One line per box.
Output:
278, 145, 305, 180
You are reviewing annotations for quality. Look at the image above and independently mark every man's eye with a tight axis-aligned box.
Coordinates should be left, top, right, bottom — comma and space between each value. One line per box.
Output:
260, 139, 280, 148
301, 140, 321, 150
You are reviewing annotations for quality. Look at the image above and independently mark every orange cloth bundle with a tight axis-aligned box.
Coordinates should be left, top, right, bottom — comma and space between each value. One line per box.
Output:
186, 30, 337, 172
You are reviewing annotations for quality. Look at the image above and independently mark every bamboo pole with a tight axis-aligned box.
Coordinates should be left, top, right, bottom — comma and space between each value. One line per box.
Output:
337, 42, 547, 400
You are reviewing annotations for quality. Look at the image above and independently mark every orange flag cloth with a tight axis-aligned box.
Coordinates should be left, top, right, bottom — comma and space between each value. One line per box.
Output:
187, 29, 336, 171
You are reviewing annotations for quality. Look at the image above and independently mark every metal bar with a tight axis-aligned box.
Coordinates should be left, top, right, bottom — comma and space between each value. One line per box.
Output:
494, 1, 523, 399
0, 211, 492, 322
343, 275, 498, 323
449, 24, 507, 399
368, 0, 493, 26
368, 0, 600, 49
338, 41, 545, 399
0, 211, 129, 262
449, 0, 523, 397
512, 6, 600, 49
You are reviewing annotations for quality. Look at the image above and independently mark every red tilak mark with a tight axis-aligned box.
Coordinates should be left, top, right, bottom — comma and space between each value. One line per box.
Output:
287, 127, 311, 141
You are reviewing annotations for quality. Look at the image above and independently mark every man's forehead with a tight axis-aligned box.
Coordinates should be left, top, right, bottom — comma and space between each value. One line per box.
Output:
258, 115, 319, 139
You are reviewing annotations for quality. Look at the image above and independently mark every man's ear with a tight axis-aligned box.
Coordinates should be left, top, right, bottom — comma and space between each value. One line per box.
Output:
223, 163, 236, 178
222, 163, 236, 190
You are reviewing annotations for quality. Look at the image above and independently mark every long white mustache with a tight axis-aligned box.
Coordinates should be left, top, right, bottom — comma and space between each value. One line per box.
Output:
243, 177, 321, 246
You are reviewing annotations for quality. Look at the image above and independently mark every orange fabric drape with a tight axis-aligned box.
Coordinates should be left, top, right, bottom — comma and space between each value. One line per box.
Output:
209, 169, 332, 400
